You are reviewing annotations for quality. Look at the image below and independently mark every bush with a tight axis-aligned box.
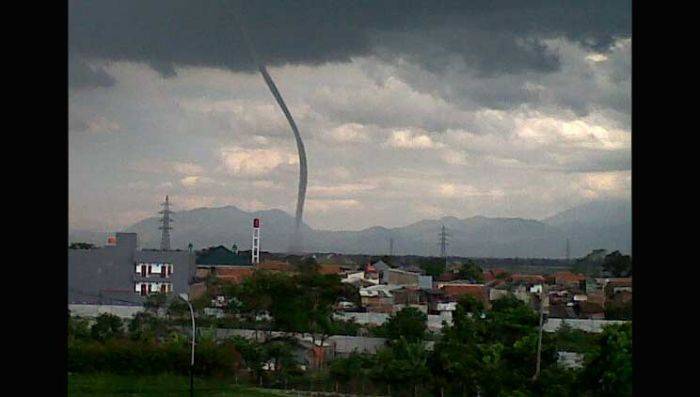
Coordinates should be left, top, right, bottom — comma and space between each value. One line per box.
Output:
68, 338, 240, 377
91, 314, 123, 342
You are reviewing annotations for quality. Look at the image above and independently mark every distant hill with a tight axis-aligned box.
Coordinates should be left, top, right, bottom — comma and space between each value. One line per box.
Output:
542, 199, 631, 256
69, 199, 631, 258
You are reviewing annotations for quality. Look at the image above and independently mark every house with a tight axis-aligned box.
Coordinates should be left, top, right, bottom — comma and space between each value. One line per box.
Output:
509, 274, 546, 285
604, 278, 632, 296
68, 232, 195, 306
489, 288, 510, 301
552, 271, 586, 288
196, 245, 251, 267
424, 289, 455, 315
384, 268, 422, 286
437, 281, 489, 306
577, 301, 605, 319
584, 278, 599, 294
573, 294, 588, 302
483, 268, 507, 282
194, 245, 255, 288
547, 304, 577, 319
318, 264, 342, 275
586, 291, 606, 306
399, 264, 425, 274
393, 286, 426, 306
257, 260, 296, 273
372, 260, 391, 274
360, 284, 402, 312
436, 272, 459, 283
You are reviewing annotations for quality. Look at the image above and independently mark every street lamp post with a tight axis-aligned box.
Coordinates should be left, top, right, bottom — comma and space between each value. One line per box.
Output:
532, 288, 545, 381
179, 293, 195, 397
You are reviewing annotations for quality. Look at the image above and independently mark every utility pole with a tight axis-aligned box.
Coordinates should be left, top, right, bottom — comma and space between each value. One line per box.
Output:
389, 237, 394, 257
159, 195, 173, 251
566, 238, 570, 262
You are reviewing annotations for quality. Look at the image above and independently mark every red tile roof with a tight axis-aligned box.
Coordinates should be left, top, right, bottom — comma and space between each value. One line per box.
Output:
215, 267, 255, 284
440, 284, 489, 303
318, 264, 342, 275
509, 274, 545, 284
437, 272, 459, 282
553, 271, 586, 284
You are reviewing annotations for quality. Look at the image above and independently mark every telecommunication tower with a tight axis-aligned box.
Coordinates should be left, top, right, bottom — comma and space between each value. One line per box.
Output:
252, 218, 261, 264
159, 195, 173, 251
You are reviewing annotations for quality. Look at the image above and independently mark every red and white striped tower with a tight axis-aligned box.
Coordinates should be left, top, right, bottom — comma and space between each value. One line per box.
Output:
252, 218, 261, 264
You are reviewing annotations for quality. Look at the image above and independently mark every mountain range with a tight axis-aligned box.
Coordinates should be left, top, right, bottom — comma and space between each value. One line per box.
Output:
69, 199, 631, 258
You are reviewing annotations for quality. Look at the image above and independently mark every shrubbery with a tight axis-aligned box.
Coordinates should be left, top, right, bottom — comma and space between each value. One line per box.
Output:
68, 338, 238, 377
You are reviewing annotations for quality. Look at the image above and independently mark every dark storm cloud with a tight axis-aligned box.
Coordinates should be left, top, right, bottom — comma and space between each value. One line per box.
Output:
69, 0, 630, 78
69, 56, 116, 89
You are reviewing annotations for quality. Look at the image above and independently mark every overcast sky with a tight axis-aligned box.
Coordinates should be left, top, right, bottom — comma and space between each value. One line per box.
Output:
69, 0, 631, 232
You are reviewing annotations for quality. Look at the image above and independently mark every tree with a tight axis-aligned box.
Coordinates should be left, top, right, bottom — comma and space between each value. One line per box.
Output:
231, 336, 267, 386
458, 260, 485, 282
294, 272, 345, 347
418, 257, 446, 278
143, 292, 168, 315
68, 316, 91, 341
296, 257, 320, 274
330, 352, 371, 393
458, 294, 485, 315
382, 307, 428, 343
374, 339, 430, 397
69, 242, 95, 249
90, 313, 123, 341
128, 312, 171, 342
603, 251, 632, 277
166, 297, 190, 320
580, 323, 632, 396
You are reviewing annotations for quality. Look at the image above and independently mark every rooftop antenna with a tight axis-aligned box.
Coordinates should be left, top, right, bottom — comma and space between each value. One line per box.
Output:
159, 195, 173, 251
566, 238, 571, 262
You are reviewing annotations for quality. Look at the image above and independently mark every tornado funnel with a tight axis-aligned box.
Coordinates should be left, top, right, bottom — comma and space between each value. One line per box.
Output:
233, 8, 307, 253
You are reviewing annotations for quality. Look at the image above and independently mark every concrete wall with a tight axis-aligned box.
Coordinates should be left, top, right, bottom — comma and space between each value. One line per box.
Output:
384, 269, 420, 286
69, 304, 144, 319
336, 312, 626, 333
543, 318, 629, 333
334, 312, 452, 330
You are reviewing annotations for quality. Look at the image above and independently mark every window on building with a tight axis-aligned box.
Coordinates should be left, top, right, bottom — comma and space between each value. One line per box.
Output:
161, 266, 166, 278
141, 265, 147, 277
168, 265, 173, 276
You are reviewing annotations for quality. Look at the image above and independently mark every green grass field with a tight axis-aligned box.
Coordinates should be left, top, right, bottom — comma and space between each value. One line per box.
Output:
68, 373, 287, 397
